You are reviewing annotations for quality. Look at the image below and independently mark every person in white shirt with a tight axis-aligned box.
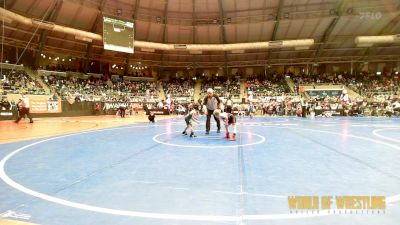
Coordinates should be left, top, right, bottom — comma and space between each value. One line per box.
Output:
15, 94, 33, 123
392, 100, 400, 111
165, 94, 172, 110
385, 104, 394, 117
226, 97, 233, 113
157, 101, 164, 109
248, 91, 255, 119
340, 89, 350, 105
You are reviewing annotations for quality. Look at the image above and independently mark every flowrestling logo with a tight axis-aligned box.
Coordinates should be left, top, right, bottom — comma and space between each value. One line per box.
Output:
288, 196, 386, 214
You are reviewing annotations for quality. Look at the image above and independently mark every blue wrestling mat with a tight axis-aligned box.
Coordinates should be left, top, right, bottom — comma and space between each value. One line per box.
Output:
0, 116, 399, 225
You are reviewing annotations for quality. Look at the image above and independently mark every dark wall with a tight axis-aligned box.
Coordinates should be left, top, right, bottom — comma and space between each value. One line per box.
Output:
0, 101, 101, 120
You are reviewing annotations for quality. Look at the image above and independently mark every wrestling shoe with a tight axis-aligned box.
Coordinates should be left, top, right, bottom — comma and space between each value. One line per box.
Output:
190, 132, 197, 138
224, 132, 230, 139
231, 134, 236, 141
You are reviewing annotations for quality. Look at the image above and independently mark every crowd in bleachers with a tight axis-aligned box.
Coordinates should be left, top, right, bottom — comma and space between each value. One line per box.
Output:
246, 76, 291, 98
290, 71, 399, 95
44, 75, 107, 101
291, 73, 346, 85
232, 71, 399, 117
278, 71, 399, 117
1, 69, 46, 95
0, 95, 15, 111
346, 73, 399, 96
201, 77, 241, 99
162, 78, 195, 99
237, 94, 399, 117
2, 66, 399, 118
40, 65, 77, 73
111, 77, 158, 98
126, 71, 148, 77
42, 75, 159, 102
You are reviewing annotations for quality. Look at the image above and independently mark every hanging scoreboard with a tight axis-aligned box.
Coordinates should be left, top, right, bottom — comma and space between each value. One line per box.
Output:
103, 16, 134, 53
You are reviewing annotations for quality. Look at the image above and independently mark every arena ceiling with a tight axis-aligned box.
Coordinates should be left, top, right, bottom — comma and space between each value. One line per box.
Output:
1, 0, 400, 68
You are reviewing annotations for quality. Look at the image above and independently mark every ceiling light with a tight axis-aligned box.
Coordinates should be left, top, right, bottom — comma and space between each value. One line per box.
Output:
284, 13, 289, 19
347, 8, 354, 15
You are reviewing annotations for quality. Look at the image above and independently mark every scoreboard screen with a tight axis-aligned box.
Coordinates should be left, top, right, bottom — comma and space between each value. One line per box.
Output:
103, 16, 134, 54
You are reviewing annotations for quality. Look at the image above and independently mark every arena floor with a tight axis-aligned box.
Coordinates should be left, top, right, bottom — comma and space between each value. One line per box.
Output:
0, 116, 399, 225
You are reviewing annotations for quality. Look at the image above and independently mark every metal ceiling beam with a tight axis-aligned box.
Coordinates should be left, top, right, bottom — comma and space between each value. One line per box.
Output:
66, 0, 333, 13
4, 0, 17, 9
133, 0, 140, 21
34, 0, 64, 67
124, 0, 140, 75
218, 0, 227, 44
313, 0, 346, 64
82, 0, 106, 73
134, 2, 336, 15
58, 0, 399, 32
2, 21, 387, 56
379, 14, 400, 35
54, 0, 85, 52
7, 26, 399, 58
160, 0, 169, 68
26, 0, 39, 14
5, 35, 397, 67
271, 0, 284, 42
191, 0, 197, 72
192, 0, 196, 44
218, 0, 228, 76
267, 0, 284, 66
161, 0, 169, 42
258, 0, 267, 41
361, 5, 400, 64
65, 0, 339, 22
85, 0, 106, 59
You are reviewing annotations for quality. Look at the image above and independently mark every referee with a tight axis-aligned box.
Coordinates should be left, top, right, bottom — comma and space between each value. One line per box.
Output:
15, 94, 33, 123
203, 88, 221, 134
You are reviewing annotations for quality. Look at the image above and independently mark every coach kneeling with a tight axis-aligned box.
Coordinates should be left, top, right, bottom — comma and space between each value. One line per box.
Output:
203, 88, 221, 134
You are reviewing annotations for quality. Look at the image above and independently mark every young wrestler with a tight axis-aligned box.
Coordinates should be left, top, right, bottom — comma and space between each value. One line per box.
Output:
182, 104, 199, 138
220, 111, 237, 141
148, 111, 156, 123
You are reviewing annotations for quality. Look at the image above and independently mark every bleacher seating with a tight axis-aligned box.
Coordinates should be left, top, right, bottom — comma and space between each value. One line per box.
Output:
1, 69, 46, 95
42, 74, 159, 101
162, 79, 194, 101
201, 78, 241, 99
